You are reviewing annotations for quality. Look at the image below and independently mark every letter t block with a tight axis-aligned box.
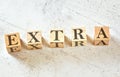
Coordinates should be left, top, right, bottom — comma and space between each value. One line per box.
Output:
50, 29, 64, 48
72, 27, 87, 46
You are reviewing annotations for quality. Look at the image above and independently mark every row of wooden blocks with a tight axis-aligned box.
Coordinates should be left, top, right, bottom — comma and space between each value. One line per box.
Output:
5, 26, 110, 53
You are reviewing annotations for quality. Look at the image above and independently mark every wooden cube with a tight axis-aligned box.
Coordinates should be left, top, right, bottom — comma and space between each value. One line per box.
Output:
94, 26, 110, 45
50, 29, 64, 48
72, 27, 87, 46
5, 33, 21, 52
27, 31, 42, 49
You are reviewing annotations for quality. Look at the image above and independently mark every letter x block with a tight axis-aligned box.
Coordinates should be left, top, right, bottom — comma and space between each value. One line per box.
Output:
27, 31, 42, 49
5, 33, 21, 52
50, 29, 64, 48
94, 26, 110, 45
72, 27, 87, 46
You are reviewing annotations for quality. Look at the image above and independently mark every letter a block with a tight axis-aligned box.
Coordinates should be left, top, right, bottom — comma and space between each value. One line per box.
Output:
27, 31, 42, 50
72, 27, 87, 46
50, 29, 64, 48
94, 26, 110, 45
5, 33, 21, 52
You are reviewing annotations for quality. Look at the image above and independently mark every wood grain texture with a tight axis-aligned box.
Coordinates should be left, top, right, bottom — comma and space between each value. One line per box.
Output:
0, 0, 120, 77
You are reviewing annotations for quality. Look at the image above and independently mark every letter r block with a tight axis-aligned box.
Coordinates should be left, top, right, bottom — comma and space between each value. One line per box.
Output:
94, 26, 110, 45
50, 29, 64, 48
4, 33, 21, 52
27, 31, 42, 50
72, 27, 87, 46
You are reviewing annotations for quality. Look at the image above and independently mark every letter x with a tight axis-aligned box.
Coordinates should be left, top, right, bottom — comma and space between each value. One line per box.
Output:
28, 32, 40, 43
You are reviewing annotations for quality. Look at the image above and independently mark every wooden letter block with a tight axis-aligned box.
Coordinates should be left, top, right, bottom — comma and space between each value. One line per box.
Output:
5, 33, 21, 52
27, 31, 42, 50
72, 27, 87, 46
94, 26, 110, 45
50, 29, 64, 48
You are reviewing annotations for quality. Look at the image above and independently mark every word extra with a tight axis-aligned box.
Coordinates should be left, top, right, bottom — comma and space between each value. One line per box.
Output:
4, 26, 110, 53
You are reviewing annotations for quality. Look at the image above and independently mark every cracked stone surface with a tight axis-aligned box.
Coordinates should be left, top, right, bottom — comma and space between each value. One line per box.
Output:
0, 0, 120, 77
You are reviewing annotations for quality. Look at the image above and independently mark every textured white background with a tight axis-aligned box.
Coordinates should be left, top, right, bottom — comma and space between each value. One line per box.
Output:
0, 0, 120, 77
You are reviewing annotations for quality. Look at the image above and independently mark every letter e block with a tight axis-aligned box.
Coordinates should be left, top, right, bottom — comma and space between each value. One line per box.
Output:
5, 33, 21, 52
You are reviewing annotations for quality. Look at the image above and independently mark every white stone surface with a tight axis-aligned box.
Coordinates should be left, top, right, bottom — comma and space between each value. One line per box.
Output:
0, 0, 120, 77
